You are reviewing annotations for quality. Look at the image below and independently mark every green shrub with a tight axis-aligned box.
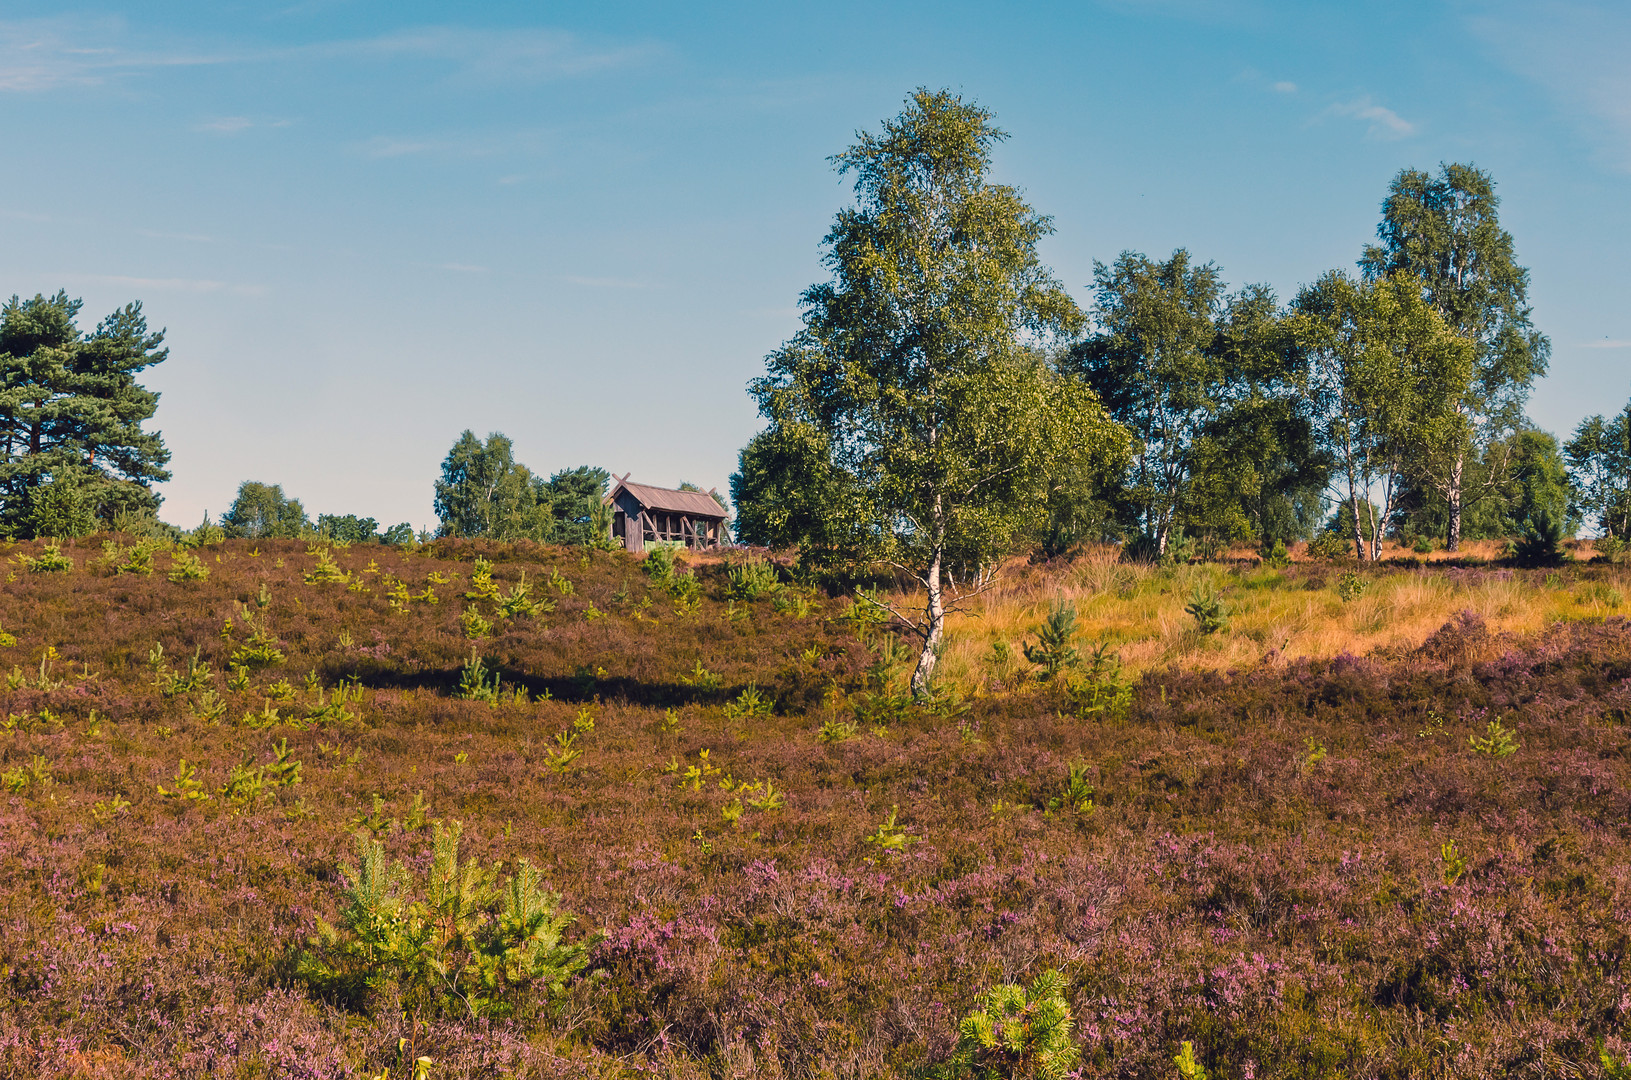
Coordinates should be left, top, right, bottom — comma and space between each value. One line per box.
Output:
167, 550, 210, 582
1512, 511, 1569, 568
1174, 1040, 1209, 1080
1336, 571, 1367, 603
1046, 763, 1095, 815
1023, 601, 1080, 677
1468, 717, 1519, 757
728, 556, 780, 600
23, 543, 74, 573
296, 823, 589, 1018
940, 969, 1079, 1080
1184, 585, 1228, 634
1259, 538, 1290, 569
1306, 534, 1351, 561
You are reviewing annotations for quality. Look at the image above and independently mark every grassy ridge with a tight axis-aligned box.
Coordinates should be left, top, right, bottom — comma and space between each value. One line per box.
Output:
0, 536, 1628, 1078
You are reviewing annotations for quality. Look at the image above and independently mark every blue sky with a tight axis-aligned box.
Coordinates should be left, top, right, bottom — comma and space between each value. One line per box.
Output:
1, 0, 1626, 530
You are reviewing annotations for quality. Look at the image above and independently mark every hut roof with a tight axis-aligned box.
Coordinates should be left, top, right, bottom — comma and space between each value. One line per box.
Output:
610, 479, 729, 520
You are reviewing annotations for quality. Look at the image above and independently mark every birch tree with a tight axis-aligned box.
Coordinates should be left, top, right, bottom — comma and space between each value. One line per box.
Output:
744, 89, 1126, 696
1297, 271, 1473, 560
1359, 164, 1549, 551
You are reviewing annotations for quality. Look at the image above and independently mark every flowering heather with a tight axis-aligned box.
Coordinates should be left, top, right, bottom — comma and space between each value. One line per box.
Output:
1, 535, 1629, 1078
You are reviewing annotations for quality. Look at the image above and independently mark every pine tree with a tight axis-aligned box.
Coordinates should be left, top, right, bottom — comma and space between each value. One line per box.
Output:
0, 291, 172, 537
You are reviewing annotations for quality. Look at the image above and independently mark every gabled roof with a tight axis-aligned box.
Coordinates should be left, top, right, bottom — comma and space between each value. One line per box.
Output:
609, 479, 729, 520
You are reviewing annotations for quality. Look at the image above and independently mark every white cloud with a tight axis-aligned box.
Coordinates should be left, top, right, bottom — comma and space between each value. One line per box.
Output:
136, 228, 214, 243
0, 17, 228, 92
307, 25, 663, 84
435, 263, 488, 274
562, 275, 650, 290
0, 18, 660, 95
1272, 80, 1297, 94
1580, 339, 1631, 348
55, 272, 266, 297
197, 115, 253, 134
1326, 96, 1416, 139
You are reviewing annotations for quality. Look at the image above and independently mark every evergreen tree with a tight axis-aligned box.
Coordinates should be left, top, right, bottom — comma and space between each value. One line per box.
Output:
543, 466, 610, 545
0, 290, 172, 536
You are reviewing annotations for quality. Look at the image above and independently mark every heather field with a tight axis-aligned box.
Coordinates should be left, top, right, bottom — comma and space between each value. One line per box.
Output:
3, 536, 1631, 1080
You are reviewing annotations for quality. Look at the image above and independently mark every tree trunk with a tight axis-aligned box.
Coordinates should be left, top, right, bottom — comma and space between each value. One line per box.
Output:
911, 545, 945, 698
1445, 449, 1464, 552
1350, 491, 1369, 562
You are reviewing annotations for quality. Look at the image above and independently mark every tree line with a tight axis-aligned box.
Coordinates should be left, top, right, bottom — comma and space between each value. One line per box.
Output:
729, 88, 1630, 691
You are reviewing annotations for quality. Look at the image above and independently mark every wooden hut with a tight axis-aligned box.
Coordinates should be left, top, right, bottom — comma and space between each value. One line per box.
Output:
606, 477, 729, 552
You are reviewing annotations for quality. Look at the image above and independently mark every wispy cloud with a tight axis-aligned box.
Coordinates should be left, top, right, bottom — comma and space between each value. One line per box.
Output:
433, 262, 488, 274
57, 272, 266, 297
1272, 80, 1297, 94
1326, 96, 1416, 139
0, 18, 661, 95
1466, 1, 1631, 173
562, 275, 650, 290
136, 228, 214, 243
1581, 338, 1631, 348
323, 26, 663, 84
195, 116, 253, 134
0, 17, 229, 92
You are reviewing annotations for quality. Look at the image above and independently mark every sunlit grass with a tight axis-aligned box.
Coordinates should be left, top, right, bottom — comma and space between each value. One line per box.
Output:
909, 542, 1625, 691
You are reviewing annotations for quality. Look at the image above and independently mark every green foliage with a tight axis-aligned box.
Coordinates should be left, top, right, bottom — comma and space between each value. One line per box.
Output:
1360, 163, 1551, 550
817, 717, 859, 744
940, 969, 1079, 1080
1512, 509, 1568, 567
862, 805, 918, 854
740, 88, 1127, 695
316, 514, 389, 544
497, 573, 548, 619
723, 684, 773, 719
1306, 533, 1352, 561
230, 612, 286, 670
1297, 271, 1475, 561
1174, 1040, 1209, 1080
1047, 763, 1095, 815
1469, 718, 1519, 757
27, 475, 97, 539
167, 549, 210, 582
727, 556, 780, 601
297, 825, 589, 1018
460, 604, 494, 640
1336, 571, 1368, 603
1441, 840, 1469, 886
1022, 601, 1080, 677
1065, 641, 1131, 721
303, 546, 350, 585
456, 649, 501, 704
222, 481, 308, 539
2, 755, 53, 795
642, 545, 677, 587
1259, 538, 1290, 568
157, 758, 209, 802
23, 543, 73, 573
1566, 395, 1631, 540
0, 291, 172, 538
1184, 585, 1228, 634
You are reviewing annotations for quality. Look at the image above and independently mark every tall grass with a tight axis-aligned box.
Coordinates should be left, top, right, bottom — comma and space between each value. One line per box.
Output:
926, 545, 1627, 690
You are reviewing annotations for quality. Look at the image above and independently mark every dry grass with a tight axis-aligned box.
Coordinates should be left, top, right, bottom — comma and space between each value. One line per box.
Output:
919, 545, 1629, 690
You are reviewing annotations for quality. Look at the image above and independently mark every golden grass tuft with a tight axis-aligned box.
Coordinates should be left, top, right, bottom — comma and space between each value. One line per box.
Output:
902, 545, 1628, 690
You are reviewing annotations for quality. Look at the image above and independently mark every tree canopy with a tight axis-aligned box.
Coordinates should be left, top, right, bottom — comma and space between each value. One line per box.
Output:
0, 290, 171, 537
737, 88, 1127, 694
434, 431, 609, 545
1359, 163, 1549, 550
